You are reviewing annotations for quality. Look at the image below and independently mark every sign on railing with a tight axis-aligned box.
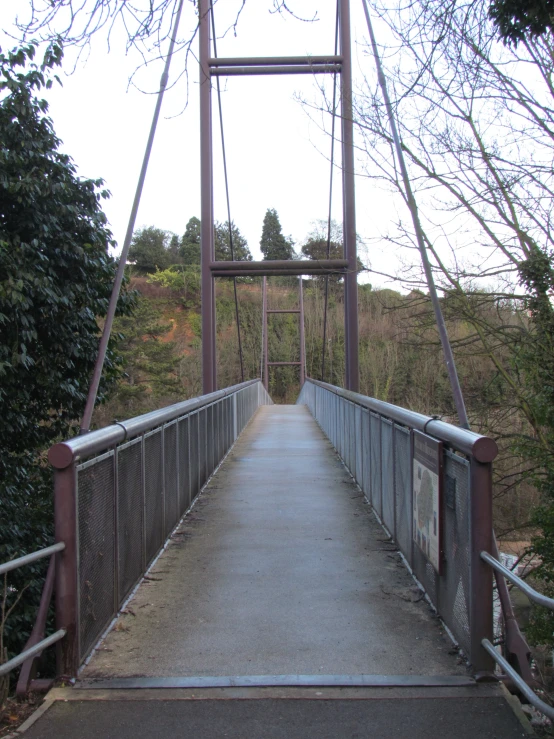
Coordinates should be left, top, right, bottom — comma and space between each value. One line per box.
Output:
413, 431, 443, 574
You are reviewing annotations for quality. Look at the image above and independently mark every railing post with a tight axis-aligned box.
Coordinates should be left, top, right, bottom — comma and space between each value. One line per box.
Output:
263, 277, 269, 392
52, 463, 79, 677
299, 277, 306, 386
113, 446, 120, 613
469, 457, 495, 673
233, 392, 238, 441
339, 0, 359, 392
199, 0, 216, 394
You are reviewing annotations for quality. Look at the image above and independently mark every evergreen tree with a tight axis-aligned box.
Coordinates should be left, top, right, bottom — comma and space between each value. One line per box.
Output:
215, 220, 252, 261
301, 220, 364, 282
301, 220, 343, 261
106, 297, 182, 417
180, 216, 201, 266
179, 217, 252, 264
260, 208, 295, 260
168, 233, 182, 265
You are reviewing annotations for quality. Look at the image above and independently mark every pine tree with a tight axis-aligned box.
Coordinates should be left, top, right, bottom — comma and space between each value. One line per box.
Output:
260, 208, 295, 260
180, 217, 201, 266
215, 220, 252, 261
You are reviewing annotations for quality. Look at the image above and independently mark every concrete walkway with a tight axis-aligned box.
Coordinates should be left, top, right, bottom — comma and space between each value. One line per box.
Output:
80, 405, 465, 680
21, 687, 529, 739
21, 406, 530, 738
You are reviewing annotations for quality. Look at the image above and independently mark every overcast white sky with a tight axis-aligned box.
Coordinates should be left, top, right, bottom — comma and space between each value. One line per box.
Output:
0, 0, 399, 283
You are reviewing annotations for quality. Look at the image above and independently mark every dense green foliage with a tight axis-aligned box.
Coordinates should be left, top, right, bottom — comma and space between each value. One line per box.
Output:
0, 42, 133, 664
96, 298, 182, 422
260, 208, 295, 260
512, 247, 554, 644
180, 217, 201, 265
489, 0, 554, 43
301, 220, 364, 281
215, 220, 252, 262
129, 218, 252, 273
128, 226, 175, 273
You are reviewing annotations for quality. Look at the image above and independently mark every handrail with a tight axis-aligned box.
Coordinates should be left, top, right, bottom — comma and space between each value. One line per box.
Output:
49, 379, 260, 469
305, 378, 498, 462
0, 630, 66, 678
0, 544, 67, 682
481, 551, 554, 610
482, 638, 554, 720
0, 542, 65, 576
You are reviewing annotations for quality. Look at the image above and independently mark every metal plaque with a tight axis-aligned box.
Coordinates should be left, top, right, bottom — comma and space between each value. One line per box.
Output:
413, 431, 443, 574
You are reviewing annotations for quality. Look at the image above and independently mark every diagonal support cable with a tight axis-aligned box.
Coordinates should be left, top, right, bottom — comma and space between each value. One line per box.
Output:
80, 0, 185, 433
360, 0, 469, 429
210, 3, 245, 383
361, 0, 532, 682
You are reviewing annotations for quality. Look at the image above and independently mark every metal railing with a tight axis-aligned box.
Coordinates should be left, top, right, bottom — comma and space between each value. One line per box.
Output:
0, 543, 66, 695
48, 379, 272, 676
480, 551, 554, 718
297, 378, 497, 672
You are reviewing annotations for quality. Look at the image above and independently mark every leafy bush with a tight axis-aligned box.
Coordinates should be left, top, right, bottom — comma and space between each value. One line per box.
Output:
0, 41, 133, 667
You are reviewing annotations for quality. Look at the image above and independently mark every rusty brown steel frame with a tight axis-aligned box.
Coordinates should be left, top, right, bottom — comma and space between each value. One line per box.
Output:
48, 380, 271, 677
297, 378, 497, 674
199, 0, 359, 394
262, 276, 306, 390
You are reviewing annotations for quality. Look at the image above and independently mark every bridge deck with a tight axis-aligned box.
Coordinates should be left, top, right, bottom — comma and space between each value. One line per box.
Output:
81, 405, 465, 680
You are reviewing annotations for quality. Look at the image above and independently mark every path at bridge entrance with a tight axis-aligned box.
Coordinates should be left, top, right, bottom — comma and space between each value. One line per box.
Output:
23, 405, 528, 738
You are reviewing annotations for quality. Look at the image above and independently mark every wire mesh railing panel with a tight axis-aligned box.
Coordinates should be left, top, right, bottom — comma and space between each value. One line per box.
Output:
216, 400, 223, 463
340, 397, 346, 461
394, 425, 412, 567
206, 404, 214, 478
337, 398, 338, 459
332, 393, 338, 451
442, 452, 471, 655
225, 396, 232, 453
348, 401, 356, 475
236, 390, 243, 434
412, 545, 438, 609
117, 438, 143, 606
198, 407, 207, 488
361, 408, 370, 499
144, 429, 164, 567
381, 419, 395, 535
370, 413, 381, 514
178, 416, 190, 517
189, 412, 199, 501
164, 421, 179, 538
77, 452, 115, 663
355, 404, 363, 486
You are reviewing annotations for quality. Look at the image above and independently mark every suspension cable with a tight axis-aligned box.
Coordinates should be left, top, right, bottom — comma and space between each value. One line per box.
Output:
80, 0, 185, 434
321, 0, 340, 383
361, 0, 469, 428
210, 4, 245, 382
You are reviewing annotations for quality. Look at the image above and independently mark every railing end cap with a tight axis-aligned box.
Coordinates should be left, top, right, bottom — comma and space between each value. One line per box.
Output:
48, 442, 74, 469
472, 436, 498, 464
